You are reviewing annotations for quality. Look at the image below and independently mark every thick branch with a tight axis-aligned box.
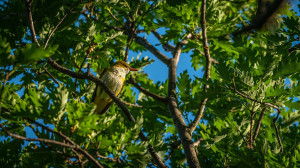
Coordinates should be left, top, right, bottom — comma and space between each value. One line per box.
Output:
0, 123, 104, 168
167, 34, 200, 167
127, 76, 168, 104
133, 34, 170, 65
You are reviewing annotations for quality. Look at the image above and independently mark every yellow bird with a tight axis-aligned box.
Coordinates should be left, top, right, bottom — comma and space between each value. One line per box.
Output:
92, 61, 138, 114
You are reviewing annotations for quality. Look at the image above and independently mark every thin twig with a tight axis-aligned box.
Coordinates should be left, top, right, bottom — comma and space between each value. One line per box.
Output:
152, 30, 175, 52
249, 102, 257, 149
74, 43, 95, 92
0, 123, 103, 168
236, 125, 248, 145
96, 152, 121, 163
43, 67, 59, 84
231, 76, 280, 110
1, 124, 75, 148
24, 0, 40, 47
131, 2, 155, 36
193, 138, 204, 147
164, 139, 181, 161
124, 2, 155, 61
253, 107, 267, 141
127, 76, 168, 104
188, 98, 207, 134
44, 0, 83, 49
0, 68, 16, 114
193, 138, 204, 155
28, 125, 74, 159
273, 116, 283, 153
138, 132, 168, 168
25, 118, 74, 145
106, 7, 124, 27
24, 118, 103, 167
231, 74, 283, 153
121, 100, 142, 107
188, 0, 212, 134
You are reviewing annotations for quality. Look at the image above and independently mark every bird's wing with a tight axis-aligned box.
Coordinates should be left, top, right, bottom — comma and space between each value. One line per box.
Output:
91, 85, 97, 102
91, 67, 109, 102
99, 79, 125, 114
115, 77, 126, 97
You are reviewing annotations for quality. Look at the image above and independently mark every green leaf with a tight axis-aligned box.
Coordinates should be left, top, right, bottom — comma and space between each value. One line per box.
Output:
0, 35, 13, 66
14, 44, 58, 64
273, 50, 300, 78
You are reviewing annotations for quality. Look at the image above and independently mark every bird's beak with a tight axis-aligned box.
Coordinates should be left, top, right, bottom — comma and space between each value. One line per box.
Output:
129, 67, 138, 71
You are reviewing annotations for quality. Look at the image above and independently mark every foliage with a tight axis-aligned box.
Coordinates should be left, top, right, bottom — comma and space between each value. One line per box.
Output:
0, 0, 299, 167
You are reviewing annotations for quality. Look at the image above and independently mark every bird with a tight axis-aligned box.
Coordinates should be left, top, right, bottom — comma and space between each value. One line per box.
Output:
91, 61, 138, 114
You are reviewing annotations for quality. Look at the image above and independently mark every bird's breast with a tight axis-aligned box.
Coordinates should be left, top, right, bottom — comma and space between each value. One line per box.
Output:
99, 70, 125, 100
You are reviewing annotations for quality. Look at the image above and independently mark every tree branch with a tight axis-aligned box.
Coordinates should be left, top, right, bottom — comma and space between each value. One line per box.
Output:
74, 42, 96, 93
249, 102, 257, 149
273, 115, 283, 153
96, 152, 121, 163
105, 6, 124, 27
47, 57, 136, 121
188, 98, 207, 134
43, 67, 59, 84
188, 0, 212, 135
133, 34, 171, 65
46, 58, 168, 167
193, 137, 204, 155
24, 118, 103, 167
164, 139, 181, 161
124, 2, 156, 62
127, 76, 168, 104
24, 0, 40, 47
28, 125, 74, 160
0, 123, 104, 168
236, 125, 248, 146
167, 33, 200, 167
139, 132, 168, 168
152, 30, 175, 52
44, 0, 82, 49
253, 107, 267, 141
121, 100, 142, 108
124, 2, 155, 61
231, 74, 283, 153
